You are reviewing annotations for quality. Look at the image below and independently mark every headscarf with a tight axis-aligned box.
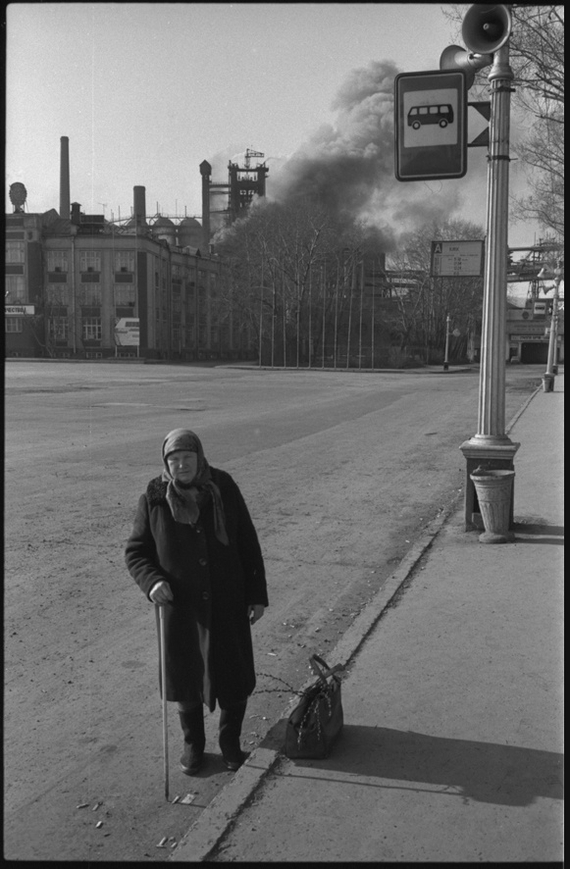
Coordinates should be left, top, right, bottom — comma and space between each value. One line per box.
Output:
161, 429, 229, 546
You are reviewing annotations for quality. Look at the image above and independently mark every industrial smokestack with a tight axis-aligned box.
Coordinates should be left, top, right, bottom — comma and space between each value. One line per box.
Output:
133, 186, 147, 227
200, 160, 211, 252
59, 136, 70, 220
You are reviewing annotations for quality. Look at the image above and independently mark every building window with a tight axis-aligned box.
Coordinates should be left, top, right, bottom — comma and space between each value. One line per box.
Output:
48, 317, 69, 341
114, 251, 135, 272
5, 317, 24, 333
80, 285, 102, 305
114, 285, 136, 307
5, 275, 26, 302
5, 241, 25, 263
47, 250, 69, 272
80, 251, 101, 272
46, 285, 70, 305
82, 318, 102, 340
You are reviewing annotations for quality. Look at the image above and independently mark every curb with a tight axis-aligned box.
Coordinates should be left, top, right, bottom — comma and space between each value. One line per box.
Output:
505, 383, 542, 434
169, 502, 458, 862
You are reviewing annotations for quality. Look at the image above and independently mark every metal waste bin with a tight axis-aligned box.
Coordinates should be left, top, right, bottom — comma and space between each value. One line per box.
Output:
469, 468, 515, 544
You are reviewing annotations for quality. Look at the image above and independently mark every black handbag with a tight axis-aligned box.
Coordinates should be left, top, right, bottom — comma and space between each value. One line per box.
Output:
284, 654, 344, 759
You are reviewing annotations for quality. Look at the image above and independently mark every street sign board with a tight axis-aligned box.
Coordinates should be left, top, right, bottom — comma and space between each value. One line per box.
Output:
114, 317, 140, 346
394, 70, 467, 181
430, 240, 484, 277
5, 305, 35, 315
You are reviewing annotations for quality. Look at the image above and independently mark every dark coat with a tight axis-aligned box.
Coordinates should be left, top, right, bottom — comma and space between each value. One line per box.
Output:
125, 467, 268, 711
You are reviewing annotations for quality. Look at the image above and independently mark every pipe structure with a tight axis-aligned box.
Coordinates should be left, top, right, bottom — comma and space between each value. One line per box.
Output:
200, 161, 212, 254
133, 186, 147, 228
60, 136, 70, 220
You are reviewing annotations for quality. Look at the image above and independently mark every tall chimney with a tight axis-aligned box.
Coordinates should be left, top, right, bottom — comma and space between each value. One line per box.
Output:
200, 160, 211, 253
59, 136, 70, 220
133, 186, 147, 228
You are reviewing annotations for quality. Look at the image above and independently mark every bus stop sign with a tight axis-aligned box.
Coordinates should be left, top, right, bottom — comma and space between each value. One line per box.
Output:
394, 70, 467, 181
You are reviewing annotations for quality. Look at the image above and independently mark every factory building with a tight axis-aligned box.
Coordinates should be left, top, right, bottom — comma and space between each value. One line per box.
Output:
5, 138, 258, 360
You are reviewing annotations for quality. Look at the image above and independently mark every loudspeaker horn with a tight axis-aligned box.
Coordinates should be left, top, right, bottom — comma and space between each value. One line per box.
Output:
462, 4, 512, 54
439, 45, 493, 89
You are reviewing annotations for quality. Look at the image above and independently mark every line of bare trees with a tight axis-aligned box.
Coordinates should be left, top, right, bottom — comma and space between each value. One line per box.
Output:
215, 200, 485, 368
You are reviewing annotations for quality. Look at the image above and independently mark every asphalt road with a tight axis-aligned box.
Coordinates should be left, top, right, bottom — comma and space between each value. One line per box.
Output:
3, 361, 542, 861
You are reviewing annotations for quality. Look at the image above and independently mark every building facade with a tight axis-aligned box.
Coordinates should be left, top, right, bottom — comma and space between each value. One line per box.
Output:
507, 299, 564, 365
5, 198, 256, 361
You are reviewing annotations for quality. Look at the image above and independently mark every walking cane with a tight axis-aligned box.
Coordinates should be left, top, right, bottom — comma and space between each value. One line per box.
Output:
159, 604, 169, 801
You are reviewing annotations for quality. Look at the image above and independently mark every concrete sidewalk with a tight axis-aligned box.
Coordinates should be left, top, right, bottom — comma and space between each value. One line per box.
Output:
172, 373, 564, 863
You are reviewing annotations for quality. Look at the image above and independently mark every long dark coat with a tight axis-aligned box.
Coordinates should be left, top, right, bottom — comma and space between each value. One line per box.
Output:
125, 467, 268, 711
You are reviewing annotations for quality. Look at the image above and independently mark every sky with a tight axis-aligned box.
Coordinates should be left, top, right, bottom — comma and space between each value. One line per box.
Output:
6, 2, 550, 274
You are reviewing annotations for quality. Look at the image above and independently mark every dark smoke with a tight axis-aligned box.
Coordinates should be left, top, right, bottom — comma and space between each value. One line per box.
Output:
269, 59, 469, 245
271, 61, 397, 216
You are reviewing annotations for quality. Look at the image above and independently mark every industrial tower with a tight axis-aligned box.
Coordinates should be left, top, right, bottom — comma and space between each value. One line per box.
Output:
200, 149, 268, 250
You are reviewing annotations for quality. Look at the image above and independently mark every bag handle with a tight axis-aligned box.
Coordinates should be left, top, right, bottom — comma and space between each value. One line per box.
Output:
310, 653, 344, 682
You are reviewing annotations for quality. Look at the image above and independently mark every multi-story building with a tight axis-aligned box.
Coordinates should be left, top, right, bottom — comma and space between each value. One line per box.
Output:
5, 188, 256, 361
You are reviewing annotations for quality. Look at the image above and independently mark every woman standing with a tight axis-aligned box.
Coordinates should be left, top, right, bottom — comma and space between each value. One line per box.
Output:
125, 429, 268, 774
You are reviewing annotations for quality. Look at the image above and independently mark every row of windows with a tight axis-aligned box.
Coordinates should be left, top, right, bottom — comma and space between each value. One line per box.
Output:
45, 285, 137, 306
8, 276, 208, 307
6, 260, 218, 307
6, 316, 120, 339
45, 285, 206, 307
45, 250, 136, 272
7, 246, 218, 282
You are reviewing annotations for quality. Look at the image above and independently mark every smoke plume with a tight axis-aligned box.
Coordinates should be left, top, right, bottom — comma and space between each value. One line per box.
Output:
268, 59, 472, 247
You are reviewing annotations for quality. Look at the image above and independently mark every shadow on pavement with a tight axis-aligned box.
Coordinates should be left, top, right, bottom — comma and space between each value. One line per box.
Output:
269, 724, 563, 808
513, 522, 564, 544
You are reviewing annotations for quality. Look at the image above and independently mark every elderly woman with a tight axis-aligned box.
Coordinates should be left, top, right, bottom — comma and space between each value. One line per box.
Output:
125, 429, 268, 774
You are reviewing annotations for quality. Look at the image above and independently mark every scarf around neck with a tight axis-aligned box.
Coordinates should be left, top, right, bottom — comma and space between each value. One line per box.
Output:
161, 428, 229, 546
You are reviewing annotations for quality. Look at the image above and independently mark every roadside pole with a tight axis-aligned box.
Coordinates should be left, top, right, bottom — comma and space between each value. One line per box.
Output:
542, 261, 564, 391
394, 4, 520, 531
459, 37, 520, 531
443, 314, 451, 370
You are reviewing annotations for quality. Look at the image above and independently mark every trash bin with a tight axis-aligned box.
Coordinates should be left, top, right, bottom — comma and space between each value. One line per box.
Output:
469, 468, 515, 544
542, 374, 554, 392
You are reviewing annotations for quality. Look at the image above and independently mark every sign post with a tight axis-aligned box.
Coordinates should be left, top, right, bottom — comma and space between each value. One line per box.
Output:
394, 70, 467, 181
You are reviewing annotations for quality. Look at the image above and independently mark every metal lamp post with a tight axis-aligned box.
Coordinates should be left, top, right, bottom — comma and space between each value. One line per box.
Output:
543, 260, 563, 389
443, 314, 451, 370
459, 39, 520, 530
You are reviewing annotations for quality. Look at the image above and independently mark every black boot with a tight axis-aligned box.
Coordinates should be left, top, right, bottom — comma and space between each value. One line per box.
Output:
178, 706, 206, 775
219, 701, 248, 771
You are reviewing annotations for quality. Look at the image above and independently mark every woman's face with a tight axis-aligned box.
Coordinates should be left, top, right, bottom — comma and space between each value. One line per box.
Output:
166, 450, 198, 483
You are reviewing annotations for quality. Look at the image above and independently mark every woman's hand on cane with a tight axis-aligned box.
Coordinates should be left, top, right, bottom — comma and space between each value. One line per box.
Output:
150, 580, 174, 605
248, 604, 265, 624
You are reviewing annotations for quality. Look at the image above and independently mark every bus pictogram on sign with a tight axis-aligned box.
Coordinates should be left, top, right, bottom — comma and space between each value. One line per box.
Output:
408, 104, 454, 130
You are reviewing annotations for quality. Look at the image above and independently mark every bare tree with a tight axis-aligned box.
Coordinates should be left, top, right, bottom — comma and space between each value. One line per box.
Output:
386, 218, 485, 362
215, 198, 355, 366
